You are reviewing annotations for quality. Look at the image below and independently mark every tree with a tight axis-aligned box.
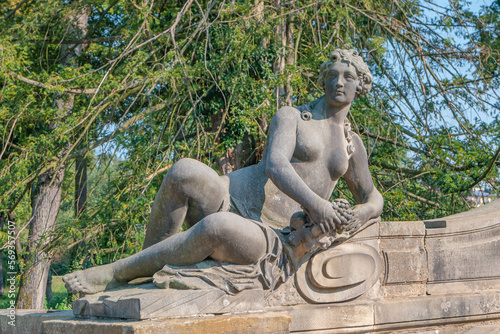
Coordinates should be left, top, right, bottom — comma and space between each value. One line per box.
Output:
15, 4, 89, 309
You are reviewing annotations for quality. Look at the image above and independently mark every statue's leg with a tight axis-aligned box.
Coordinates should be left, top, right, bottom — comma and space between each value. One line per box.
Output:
143, 158, 229, 249
63, 212, 266, 294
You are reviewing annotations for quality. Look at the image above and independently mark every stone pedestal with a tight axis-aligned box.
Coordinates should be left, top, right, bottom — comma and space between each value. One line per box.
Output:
0, 310, 73, 334
43, 313, 291, 334
7, 200, 500, 333
73, 283, 264, 319
265, 292, 500, 333
61, 199, 500, 333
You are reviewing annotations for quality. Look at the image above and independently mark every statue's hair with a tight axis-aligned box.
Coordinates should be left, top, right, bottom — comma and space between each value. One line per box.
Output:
318, 49, 373, 97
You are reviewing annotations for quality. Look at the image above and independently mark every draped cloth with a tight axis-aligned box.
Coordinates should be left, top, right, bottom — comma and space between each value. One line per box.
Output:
152, 220, 293, 296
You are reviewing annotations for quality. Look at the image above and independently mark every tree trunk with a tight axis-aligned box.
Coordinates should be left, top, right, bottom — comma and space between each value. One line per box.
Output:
17, 168, 64, 309
73, 151, 88, 270
13, 224, 22, 260
16, 7, 88, 309
75, 154, 87, 216
0, 249, 3, 297
285, 12, 295, 106
216, 148, 237, 174
0, 214, 4, 297
274, 0, 286, 108
45, 272, 53, 303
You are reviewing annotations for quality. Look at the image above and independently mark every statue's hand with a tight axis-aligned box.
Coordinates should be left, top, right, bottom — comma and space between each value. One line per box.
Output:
344, 205, 369, 233
306, 200, 342, 234
331, 199, 354, 231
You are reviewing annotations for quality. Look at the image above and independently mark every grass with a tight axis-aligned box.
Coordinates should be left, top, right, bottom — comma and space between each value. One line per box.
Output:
46, 276, 72, 310
0, 276, 72, 310
0, 293, 12, 309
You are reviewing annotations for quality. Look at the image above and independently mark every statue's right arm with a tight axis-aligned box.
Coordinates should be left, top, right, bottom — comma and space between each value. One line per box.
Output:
264, 107, 340, 232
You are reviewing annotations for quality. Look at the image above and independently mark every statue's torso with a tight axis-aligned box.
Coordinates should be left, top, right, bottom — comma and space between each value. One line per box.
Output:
226, 97, 351, 229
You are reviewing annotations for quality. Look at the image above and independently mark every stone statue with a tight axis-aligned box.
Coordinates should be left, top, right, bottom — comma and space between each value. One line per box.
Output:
63, 49, 383, 298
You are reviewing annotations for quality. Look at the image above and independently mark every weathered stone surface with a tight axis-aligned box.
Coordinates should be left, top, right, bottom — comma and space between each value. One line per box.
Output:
427, 278, 500, 296
379, 221, 427, 298
265, 278, 305, 307
381, 318, 500, 333
425, 201, 500, 295
57, 192, 500, 332
267, 292, 500, 333
346, 221, 382, 301
0, 310, 73, 334
295, 242, 382, 303
6, 293, 500, 334
375, 293, 500, 325
381, 283, 427, 298
269, 303, 375, 332
374, 200, 500, 301
43, 313, 291, 334
73, 283, 264, 319
351, 219, 381, 240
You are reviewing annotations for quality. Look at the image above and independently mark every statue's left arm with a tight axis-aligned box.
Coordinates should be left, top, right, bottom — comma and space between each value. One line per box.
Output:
343, 133, 384, 231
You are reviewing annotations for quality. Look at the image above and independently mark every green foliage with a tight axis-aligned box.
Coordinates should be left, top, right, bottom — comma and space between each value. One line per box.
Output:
45, 276, 72, 310
0, 275, 71, 310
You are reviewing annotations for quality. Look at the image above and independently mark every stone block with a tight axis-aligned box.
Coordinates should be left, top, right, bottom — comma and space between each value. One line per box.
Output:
73, 282, 265, 319
351, 219, 380, 240
381, 249, 427, 285
380, 318, 500, 333
381, 283, 427, 299
379, 221, 427, 298
0, 310, 73, 334
427, 278, 500, 296
423, 201, 500, 296
269, 303, 374, 332
43, 313, 291, 334
379, 221, 425, 238
375, 293, 500, 326
426, 224, 500, 283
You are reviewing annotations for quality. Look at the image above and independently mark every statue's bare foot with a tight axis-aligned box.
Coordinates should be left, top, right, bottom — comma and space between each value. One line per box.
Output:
62, 263, 125, 295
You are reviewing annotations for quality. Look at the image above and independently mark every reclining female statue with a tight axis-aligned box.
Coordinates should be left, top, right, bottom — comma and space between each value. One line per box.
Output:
63, 49, 384, 295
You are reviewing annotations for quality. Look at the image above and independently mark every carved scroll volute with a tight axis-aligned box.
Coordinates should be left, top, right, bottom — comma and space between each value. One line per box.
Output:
295, 243, 382, 303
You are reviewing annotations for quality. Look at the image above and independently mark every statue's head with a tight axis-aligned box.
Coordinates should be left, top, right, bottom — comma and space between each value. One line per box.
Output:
318, 49, 373, 98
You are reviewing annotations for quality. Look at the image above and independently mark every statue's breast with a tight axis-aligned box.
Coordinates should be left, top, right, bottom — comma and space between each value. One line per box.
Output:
327, 143, 349, 180
293, 120, 324, 162
293, 119, 349, 181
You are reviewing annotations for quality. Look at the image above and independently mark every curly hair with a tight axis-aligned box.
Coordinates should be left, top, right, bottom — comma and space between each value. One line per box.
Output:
317, 49, 373, 97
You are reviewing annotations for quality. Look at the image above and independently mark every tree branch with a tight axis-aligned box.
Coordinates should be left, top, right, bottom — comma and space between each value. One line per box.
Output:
4, 0, 30, 20
461, 145, 500, 192
0, 138, 23, 152
30, 36, 122, 45
406, 191, 440, 207
145, 165, 172, 181
69, 97, 179, 159
358, 127, 424, 155
7, 71, 99, 94
375, 161, 434, 176
7, 71, 151, 95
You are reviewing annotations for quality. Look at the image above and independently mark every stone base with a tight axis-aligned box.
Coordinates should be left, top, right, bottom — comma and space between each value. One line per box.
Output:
43, 313, 291, 334
11, 200, 499, 333
6, 296, 500, 334
73, 283, 265, 319
386, 320, 500, 334
0, 310, 73, 334
267, 291, 500, 333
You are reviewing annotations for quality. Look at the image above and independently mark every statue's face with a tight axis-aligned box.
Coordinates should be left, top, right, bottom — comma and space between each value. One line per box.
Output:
324, 61, 359, 107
